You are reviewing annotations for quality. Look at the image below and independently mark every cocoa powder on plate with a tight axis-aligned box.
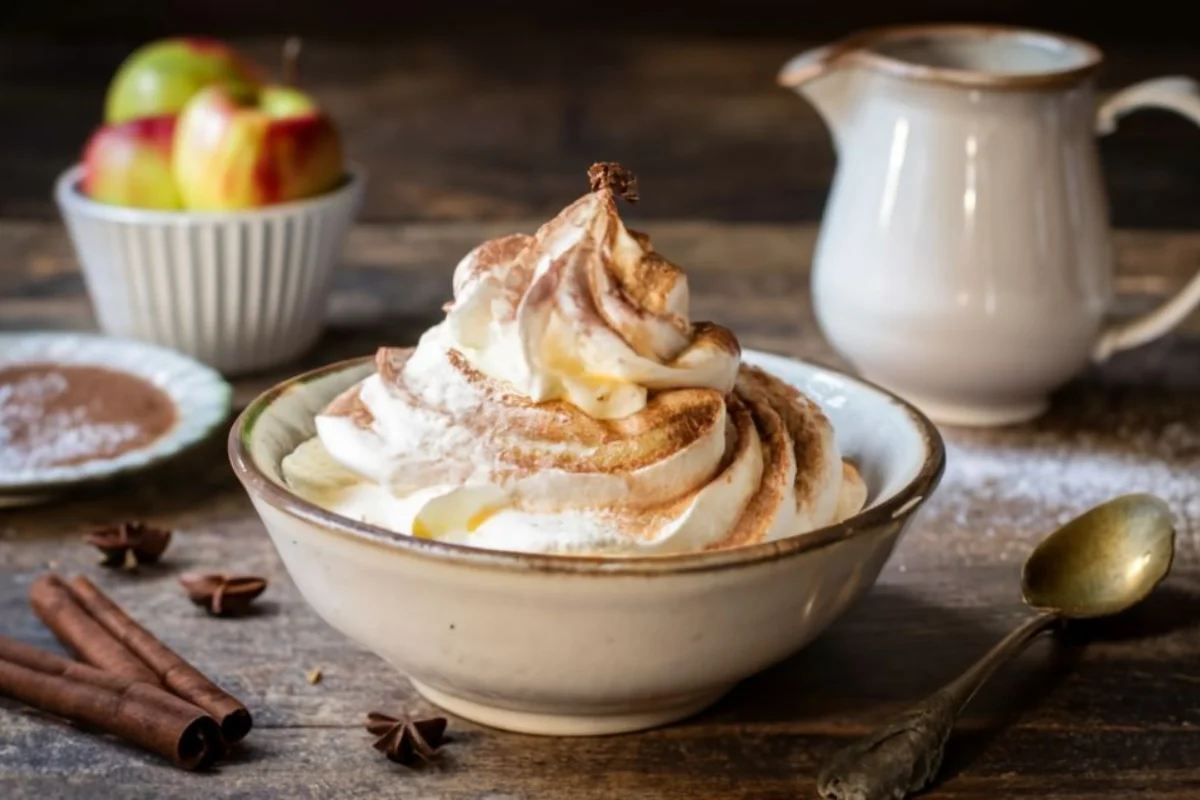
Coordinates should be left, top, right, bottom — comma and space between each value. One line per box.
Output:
0, 364, 176, 471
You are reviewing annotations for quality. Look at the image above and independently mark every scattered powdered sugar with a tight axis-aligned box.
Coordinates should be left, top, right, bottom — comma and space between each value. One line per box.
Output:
0, 370, 67, 404
0, 407, 141, 471
899, 417, 1200, 567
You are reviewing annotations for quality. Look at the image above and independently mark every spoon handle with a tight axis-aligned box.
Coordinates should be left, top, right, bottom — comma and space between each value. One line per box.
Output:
815, 610, 1061, 800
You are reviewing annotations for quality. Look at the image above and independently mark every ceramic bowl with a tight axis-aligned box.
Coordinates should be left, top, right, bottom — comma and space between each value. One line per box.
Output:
55, 165, 365, 377
230, 349, 944, 736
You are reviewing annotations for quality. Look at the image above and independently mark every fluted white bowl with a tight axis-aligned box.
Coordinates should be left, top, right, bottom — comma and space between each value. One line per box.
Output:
231, 349, 945, 736
55, 165, 365, 376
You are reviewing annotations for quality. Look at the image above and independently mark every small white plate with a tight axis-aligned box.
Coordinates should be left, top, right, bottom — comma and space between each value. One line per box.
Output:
0, 332, 232, 503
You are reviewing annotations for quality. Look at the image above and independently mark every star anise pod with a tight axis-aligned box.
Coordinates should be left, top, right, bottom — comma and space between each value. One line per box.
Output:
588, 161, 639, 202
84, 522, 172, 568
366, 712, 448, 766
178, 573, 267, 617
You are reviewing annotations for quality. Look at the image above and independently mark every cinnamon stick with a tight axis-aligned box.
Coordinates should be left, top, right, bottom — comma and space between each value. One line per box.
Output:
0, 635, 221, 770
66, 575, 253, 743
29, 574, 160, 685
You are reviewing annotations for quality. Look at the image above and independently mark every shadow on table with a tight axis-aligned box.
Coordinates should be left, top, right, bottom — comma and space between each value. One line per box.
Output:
704, 587, 1046, 724
1, 423, 238, 532
701, 578, 1200, 787
1060, 581, 1200, 643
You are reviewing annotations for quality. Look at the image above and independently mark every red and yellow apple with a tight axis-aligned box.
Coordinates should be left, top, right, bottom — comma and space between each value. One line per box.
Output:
172, 84, 344, 210
105, 37, 261, 124
81, 115, 183, 209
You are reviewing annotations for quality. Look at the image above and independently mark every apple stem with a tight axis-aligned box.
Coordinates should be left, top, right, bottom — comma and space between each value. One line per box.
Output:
282, 36, 302, 86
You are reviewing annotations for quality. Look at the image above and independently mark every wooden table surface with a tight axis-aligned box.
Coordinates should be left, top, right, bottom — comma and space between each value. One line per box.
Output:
3, 34, 1200, 800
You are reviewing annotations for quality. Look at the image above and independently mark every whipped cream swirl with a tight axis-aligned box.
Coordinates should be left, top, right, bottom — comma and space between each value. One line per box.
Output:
283, 164, 866, 555
445, 164, 739, 419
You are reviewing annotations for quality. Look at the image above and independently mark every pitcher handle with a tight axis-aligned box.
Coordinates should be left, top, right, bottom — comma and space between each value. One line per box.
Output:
1093, 76, 1200, 361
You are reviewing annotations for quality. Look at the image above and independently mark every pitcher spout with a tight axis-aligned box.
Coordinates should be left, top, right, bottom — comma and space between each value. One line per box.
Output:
778, 43, 859, 148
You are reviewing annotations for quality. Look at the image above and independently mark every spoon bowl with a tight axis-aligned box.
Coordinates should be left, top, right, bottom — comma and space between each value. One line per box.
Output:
1022, 493, 1176, 618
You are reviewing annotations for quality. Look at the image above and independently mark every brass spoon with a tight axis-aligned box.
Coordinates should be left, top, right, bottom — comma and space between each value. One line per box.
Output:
816, 493, 1176, 800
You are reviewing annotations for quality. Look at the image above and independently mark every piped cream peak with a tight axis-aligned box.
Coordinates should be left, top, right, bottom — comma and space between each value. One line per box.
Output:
282, 165, 866, 556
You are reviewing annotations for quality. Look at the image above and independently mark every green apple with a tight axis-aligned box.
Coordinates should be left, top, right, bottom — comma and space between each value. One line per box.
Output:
104, 37, 262, 124
173, 84, 344, 210
81, 115, 182, 209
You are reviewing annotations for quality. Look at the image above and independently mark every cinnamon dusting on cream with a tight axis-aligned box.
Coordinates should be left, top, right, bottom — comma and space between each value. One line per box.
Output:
285, 164, 866, 555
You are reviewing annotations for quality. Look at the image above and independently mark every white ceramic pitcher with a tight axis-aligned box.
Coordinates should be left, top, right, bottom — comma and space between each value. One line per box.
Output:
780, 24, 1200, 426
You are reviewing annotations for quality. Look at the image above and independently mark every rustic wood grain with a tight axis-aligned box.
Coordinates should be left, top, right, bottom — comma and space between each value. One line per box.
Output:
4, 35, 1200, 227
2, 217, 1199, 797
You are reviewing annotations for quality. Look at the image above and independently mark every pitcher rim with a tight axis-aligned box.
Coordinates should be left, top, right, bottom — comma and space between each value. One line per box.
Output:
782, 23, 1104, 91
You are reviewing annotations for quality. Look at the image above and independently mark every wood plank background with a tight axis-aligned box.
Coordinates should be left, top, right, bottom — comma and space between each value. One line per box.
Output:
3, 28, 1200, 226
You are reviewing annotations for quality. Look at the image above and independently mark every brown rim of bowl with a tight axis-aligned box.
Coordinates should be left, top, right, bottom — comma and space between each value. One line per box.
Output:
228, 353, 946, 576
779, 23, 1103, 91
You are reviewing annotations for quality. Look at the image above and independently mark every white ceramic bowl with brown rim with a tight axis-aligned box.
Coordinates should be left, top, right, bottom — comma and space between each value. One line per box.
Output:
229, 348, 944, 736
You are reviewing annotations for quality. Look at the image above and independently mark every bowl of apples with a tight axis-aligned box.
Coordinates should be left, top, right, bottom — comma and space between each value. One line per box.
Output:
56, 38, 364, 376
